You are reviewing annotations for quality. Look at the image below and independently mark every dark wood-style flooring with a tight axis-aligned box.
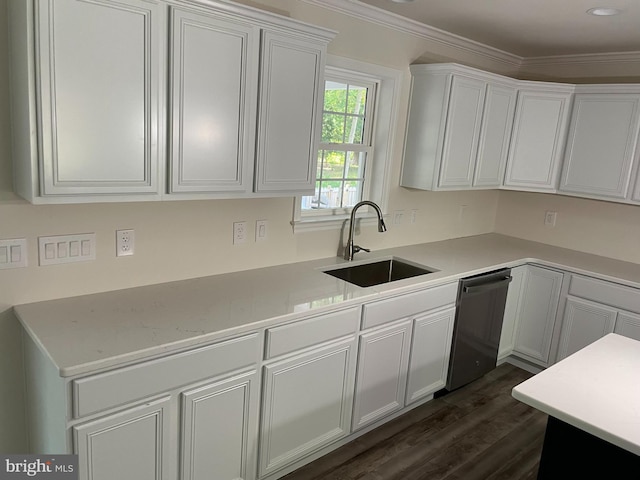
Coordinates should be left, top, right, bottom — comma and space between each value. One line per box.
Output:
283, 363, 547, 480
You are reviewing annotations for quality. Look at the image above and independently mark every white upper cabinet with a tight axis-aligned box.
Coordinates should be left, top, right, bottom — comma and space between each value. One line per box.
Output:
474, 83, 517, 187
437, 75, 486, 189
168, 8, 259, 194
10, 0, 163, 202
559, 87, 640, 201
254, 32, 326, 194
503, 84, 574, 192
401, 64, 516, 191
9, 0, 333, 203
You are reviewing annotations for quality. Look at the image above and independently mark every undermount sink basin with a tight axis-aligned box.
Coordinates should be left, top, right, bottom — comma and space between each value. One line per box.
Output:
323, 257, 437, 288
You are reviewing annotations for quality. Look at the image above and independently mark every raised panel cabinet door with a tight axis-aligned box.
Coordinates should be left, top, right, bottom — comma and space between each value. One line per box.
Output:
36, 0, 161, 196
473, 83, 517, 187
180, 371, 258, 480
557, 297, 617, 361
615, 311, 640, 341
498, 265, 526, 359
560, 93, 640, 200
352, 320, 412, 431
255, 31, 326, 194
169, 8, 259, 194
405, 307, 455, 404
513, 266, 564, 365
436, 75, 486, 189
73, 397, 171, 480
504, 89, 572, 191
259, 338, 356, 477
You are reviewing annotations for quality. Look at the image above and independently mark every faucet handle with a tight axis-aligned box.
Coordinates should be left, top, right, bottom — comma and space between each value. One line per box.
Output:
353, 245, 370, 254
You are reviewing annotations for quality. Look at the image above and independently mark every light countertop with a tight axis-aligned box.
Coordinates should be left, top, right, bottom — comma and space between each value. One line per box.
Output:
14, 233, 640, 377
512, 333, 640, 455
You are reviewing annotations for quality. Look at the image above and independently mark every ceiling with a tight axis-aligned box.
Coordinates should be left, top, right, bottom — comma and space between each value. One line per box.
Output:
355, 0, 640, 58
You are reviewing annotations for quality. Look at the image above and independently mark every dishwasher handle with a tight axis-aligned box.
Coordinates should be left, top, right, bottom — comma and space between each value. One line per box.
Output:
462, 276, 512, 295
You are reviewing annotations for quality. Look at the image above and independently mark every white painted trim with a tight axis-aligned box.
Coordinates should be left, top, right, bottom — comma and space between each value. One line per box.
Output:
301, 0, 522, 68
301, 0, 640, 72
522, 51, 640, 67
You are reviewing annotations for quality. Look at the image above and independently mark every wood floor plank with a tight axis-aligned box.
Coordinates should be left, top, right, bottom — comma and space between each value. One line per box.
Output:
282, 364, 545, 480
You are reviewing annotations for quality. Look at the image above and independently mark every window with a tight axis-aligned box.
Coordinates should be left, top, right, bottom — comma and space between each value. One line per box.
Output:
292, 56, 402, 232
302, 76, 376, 212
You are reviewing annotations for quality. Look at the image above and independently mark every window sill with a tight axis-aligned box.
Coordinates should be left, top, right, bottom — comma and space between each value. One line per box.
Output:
291, 213, 382, 233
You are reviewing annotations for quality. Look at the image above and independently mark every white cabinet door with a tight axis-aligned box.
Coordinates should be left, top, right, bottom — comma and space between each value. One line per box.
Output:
74, 397, 171, 480
557, 297, 617, 361
437, 75, 486, 189
498, 265, 526, 359
513, 266, 564, 366
352, 320, 412, 431
180, 371, 258, 480
169, 8, 259, 194
255, 31, 325, 194
504, 88, 573, 192
405, 307, 455, 404
559, 93, 640, 200
36, 0, 162, 197
474, 83, 517, 187
615, 311, 640, 341
259, 338, 356, 477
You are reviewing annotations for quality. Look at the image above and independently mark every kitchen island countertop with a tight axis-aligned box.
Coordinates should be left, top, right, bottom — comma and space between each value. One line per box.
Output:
512, 333, 640, 455
14, 233, 640, 377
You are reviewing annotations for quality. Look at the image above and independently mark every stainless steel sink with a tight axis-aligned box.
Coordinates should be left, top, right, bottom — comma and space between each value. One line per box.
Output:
323, 257, 437, 287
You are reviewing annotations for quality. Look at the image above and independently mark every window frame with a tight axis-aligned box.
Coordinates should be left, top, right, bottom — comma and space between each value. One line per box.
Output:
292, 55, 402, 232
304, 72, 377, 216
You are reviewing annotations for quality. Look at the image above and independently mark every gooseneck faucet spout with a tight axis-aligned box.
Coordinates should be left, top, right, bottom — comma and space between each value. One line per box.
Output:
344, 201, 387, 261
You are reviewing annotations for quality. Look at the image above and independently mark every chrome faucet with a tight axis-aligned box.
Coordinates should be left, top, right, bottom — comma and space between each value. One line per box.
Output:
344, 201, 387, 260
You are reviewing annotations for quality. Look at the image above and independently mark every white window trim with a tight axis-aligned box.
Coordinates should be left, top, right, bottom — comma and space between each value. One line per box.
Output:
291, 55, 403, 233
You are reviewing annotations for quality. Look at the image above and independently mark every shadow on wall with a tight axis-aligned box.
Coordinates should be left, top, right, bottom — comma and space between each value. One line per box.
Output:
0, 307, 27, 452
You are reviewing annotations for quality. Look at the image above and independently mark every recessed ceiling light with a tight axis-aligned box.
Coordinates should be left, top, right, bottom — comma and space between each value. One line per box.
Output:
390, 0, 415, 3
587, 7, 622, 16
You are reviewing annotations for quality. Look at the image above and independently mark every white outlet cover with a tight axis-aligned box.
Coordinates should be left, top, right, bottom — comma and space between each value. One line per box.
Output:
116, 229, 135, 257
233, 222, 247, 245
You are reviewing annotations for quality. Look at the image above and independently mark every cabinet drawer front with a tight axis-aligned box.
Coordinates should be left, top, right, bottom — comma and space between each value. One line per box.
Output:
362, 282, 457, 330
569, 275, 640, 314
265, 307, 359, 359
73, 333, 260, 418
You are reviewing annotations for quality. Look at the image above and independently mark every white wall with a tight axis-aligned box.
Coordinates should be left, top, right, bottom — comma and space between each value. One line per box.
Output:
2, 0, 639, 454
495, 191, 640, 264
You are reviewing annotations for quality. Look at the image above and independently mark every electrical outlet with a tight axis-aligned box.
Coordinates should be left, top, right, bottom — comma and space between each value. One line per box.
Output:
116, 229, 135, 257
410, 209, 417, 224
233, 222, 247, 245
544, 211, 557, 227
394, 210, 405, 225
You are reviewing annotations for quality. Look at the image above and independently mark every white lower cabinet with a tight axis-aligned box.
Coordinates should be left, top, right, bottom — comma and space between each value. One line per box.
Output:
258, 338, 356, 477
615, 311, 640, 341
74, 397, 172, 480
499, 265, 526, 360
555, 275, 640, 361
352, 320, 412, 431
556, 297, 617, 361
500, 265, 564, 367
180, 371, 259, 480
405, 307, 456, 404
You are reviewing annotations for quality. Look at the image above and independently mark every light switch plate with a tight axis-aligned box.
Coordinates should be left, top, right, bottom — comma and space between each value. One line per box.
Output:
39, 234, 96, 266
0, 238, 28, 269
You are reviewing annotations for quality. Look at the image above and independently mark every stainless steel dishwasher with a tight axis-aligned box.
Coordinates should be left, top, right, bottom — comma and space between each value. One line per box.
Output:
445, 268, 512, 391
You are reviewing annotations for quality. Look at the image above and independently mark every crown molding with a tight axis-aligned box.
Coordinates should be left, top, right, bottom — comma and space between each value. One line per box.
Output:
522, 51, 640, 67
301, 0, 640, 73
300, 0, 523, 69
